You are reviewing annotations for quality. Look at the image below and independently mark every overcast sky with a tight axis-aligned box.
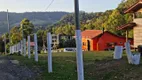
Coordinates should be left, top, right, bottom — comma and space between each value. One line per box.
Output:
0, 0, 122, 13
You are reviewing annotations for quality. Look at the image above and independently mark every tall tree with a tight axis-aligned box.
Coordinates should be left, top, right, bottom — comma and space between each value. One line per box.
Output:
20, 18, 34, 39
103, 9, 125, 35
10, 26, 22, 44
37, 29, 48, 50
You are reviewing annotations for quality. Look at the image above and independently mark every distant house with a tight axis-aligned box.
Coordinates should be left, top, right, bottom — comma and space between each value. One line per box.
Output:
81, 30, 133, 51
26, 42, 35, 47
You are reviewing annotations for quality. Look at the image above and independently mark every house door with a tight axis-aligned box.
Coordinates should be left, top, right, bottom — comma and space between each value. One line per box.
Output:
87, 40, 90, 51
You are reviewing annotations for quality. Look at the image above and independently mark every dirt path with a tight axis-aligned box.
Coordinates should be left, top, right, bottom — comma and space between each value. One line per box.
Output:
0, 56, 37, 80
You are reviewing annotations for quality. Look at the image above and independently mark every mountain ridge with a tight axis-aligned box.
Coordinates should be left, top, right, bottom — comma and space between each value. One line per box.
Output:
0, 11, 69, 34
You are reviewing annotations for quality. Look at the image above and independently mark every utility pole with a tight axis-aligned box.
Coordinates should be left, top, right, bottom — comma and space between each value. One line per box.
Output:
7, 9, 10, 54
74, 0, 84, 80
7, 10, 10, 43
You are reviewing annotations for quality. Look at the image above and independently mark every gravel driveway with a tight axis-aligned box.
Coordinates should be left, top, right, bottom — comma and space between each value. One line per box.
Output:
0, 56, 37, 80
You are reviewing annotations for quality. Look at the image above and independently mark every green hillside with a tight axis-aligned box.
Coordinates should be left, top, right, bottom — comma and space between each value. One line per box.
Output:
51, 0, 140, 38
0, 12, 68, 34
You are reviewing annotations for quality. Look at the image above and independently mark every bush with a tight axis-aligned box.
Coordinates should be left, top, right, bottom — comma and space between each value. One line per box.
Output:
59, 39, 76, 48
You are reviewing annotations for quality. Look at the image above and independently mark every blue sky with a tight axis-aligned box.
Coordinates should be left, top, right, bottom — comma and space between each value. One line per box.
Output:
0, 0, 122, 12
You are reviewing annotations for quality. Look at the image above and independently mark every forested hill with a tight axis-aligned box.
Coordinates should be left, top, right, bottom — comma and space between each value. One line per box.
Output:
51, 0, 140, 38
0, 0, 140, 37
0, 12, 68, 34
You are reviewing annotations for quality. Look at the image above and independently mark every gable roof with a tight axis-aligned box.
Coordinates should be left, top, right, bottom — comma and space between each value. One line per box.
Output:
81, 30, 103, 39
124, 0, 142, 13
81, 30, 133, 40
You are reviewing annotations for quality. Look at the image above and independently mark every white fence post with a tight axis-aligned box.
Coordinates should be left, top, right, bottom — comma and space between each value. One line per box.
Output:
20, 40, 23, 54
125, 42, 133, 64
24, 38, 26, 57
34, 33, 38, 62
16, 43, 18, 52
18, 42, 20, 52
10, 46, 11, 54
28, 36, 31, 59
12, 46, 14, 54
47, 32, 52, 73
113, 46, 123, 59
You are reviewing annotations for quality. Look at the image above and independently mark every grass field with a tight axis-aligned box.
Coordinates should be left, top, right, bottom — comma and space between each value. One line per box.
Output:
8, 51, 142, 80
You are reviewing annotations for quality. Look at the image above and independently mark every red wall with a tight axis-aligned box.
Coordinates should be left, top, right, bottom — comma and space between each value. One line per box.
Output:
92, 37, 99, 50
95, 32, 133, 51
82, 32, 133, 51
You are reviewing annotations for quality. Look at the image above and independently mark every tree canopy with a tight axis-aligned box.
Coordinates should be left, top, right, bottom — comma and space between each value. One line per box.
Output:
49, 0, 139, 38
20, 18, 34, 39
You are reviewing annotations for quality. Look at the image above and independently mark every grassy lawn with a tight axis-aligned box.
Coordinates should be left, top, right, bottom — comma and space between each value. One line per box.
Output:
7, 51, 142, 80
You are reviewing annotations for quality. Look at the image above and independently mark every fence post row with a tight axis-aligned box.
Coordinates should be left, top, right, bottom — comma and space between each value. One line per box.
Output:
20, 40, 23, 54
28, 36, 31, 59
24, 39, 26, 57
9, 33, 53, 72
34, 33, 38, 62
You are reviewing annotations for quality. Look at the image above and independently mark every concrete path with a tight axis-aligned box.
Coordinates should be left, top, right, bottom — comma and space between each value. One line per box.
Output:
0, 56, 37, 80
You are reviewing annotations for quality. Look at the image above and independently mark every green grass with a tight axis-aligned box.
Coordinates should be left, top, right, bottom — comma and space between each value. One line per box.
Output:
7, 51, 142, 80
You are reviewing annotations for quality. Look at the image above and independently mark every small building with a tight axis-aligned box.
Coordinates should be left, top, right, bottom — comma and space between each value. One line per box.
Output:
117, 0, 142, 48
81, 30, 133, 51
26, 42, 35, 47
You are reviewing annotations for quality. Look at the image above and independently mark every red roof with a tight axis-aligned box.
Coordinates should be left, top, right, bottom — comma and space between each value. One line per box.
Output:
26, 42, 35, 46
81, 30, 103, 39
124, 0, 142, 13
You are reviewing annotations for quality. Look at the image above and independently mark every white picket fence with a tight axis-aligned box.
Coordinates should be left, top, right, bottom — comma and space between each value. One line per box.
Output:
10, 41, 22, 54
9, 33, 53, 73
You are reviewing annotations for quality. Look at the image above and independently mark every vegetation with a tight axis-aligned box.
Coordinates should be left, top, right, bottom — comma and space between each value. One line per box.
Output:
10, 27, 22, 44
59, 38, 76, 48
20, 18, 34, 39
0, 37, 4, 52
50, 0, 140, 37
36, 29, 48, 50
8, 51, 142, 80
1, 0, 142, 79
0, 0, 141, 52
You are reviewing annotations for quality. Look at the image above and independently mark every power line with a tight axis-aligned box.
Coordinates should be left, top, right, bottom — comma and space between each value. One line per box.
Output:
45, 0, 55, 11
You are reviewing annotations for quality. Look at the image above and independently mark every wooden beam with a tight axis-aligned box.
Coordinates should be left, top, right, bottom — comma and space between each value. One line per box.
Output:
126, 29, 129, 42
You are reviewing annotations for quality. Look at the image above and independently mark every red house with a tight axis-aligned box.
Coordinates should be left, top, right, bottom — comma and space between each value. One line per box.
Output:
81, 30, 133, 51
26, 42, 35, 47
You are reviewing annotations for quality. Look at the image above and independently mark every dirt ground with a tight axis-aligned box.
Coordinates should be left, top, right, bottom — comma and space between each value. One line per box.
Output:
0, 56, 38, 80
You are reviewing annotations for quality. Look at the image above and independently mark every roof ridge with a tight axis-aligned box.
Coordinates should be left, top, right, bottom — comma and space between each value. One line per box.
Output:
84, 30, 102, 31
